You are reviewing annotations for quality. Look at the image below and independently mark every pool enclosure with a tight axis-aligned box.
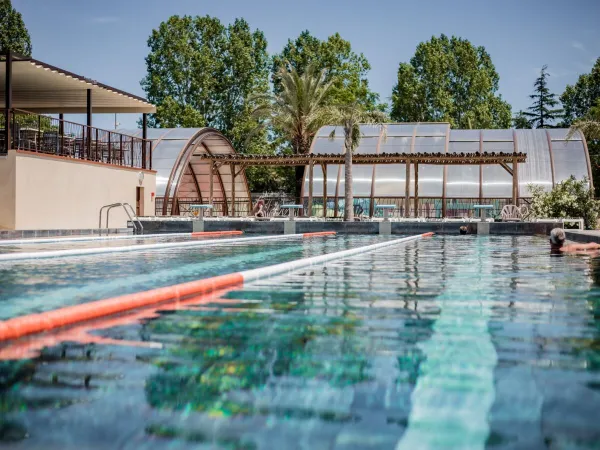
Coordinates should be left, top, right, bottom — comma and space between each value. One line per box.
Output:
302, 124, 592, 218
119, 128, 251, 217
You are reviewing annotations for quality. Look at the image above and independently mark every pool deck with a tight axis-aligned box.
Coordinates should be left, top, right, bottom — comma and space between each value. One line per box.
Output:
138, 218, 561, 236
0, 227, 133, 240
564, 229, 600, 244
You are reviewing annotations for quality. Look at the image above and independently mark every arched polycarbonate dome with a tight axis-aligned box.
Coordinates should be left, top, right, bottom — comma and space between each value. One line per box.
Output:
120, 128, 251, 216
303, 124, 592, 200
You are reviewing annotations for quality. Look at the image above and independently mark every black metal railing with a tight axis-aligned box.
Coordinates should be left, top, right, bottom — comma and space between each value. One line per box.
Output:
0, 109, 151, 169
155, 197, 252, 217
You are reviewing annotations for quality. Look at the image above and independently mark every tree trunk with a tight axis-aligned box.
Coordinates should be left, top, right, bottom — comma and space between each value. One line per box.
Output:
344, 135, 354, 222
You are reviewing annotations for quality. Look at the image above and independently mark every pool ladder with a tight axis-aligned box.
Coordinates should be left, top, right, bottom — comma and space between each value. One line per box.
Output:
99, 203, 144, 235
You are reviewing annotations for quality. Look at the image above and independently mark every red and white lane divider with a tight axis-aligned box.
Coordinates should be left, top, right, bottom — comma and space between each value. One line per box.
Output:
0, 232, 431, 342
0, 230, 243, 246
0, 231, 335, 262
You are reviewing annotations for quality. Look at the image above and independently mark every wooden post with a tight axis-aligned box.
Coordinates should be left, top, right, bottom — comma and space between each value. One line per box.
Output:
209, 161, 214, 217
322, 164, 327, 218
414, 162, 419, 218
308, 158, 314, 217
230, 163, 236, 217
405, 161, 411, 218
512, 155, 519, 206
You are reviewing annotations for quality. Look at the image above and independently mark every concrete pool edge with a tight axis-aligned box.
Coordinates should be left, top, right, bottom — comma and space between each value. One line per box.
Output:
0, 233, 431, 342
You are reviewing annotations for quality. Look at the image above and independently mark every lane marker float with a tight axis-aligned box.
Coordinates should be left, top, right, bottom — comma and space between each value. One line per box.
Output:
0, 232, 432, 342
0, 232, 330, 262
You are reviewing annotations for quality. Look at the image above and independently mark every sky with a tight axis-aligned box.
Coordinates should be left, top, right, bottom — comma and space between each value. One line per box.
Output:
13, 0, 600, 131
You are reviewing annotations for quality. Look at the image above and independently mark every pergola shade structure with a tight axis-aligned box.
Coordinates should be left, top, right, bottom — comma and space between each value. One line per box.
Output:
301, 124, 592, 218
120, 128, 251, 217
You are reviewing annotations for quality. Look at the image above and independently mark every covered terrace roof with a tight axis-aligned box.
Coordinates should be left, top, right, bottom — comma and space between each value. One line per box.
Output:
0, 54, 155, 114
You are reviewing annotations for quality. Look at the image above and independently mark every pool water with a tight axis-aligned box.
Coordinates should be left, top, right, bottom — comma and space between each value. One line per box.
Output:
1, 235, 599, 449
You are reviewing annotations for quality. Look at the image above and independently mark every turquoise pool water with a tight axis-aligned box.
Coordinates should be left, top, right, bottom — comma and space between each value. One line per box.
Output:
0, 235, 599, 449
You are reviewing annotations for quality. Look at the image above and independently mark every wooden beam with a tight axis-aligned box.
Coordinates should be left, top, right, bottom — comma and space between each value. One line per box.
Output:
405, 161, 411, 218
230, 163, 236, 217
499, 162, 513, 176
414, 162, 419, 218
512, 155, 519, 206
209, 162, 214, 217
308, 159, 314, 217
322, 163, 328, 218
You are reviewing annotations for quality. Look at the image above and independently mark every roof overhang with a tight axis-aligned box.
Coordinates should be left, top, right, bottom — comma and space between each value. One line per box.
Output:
0, 55, 156, 114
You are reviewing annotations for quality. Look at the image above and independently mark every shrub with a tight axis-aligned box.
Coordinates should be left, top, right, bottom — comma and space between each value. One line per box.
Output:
528, 176, 600, 229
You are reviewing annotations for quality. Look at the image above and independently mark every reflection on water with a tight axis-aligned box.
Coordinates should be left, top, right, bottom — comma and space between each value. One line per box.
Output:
0, 236, 600, 449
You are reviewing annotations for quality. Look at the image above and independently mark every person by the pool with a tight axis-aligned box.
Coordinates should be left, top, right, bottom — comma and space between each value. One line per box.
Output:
549, 228, 600, 253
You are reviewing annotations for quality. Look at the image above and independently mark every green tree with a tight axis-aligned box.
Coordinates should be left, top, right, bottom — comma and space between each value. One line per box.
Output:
560, 57, 600, 126
513, 110, 532, 129
252, 65, 333, 202
528, 176, 599, 229
523, 65, 563, 128
271, 31, 381, 110
325, 103, 387, 221
567, 99, 600, 196
390, 35, 511, 129
0, 0, 32, 56
141, 16, 274, 191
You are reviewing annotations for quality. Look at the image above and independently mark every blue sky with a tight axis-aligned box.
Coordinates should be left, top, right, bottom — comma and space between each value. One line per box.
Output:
14, 0, 600, 130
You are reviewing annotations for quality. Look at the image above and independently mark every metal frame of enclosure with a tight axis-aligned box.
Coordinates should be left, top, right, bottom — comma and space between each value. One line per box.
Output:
1, 51, 155, 169
301, 123, 593, 218
119, 128, 252, 217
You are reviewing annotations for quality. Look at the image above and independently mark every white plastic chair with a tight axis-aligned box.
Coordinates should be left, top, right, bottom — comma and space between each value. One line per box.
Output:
501, 205, 522, 222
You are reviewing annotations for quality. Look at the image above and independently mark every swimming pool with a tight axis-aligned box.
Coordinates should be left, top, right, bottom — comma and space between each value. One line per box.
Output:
0, 235, 599, 449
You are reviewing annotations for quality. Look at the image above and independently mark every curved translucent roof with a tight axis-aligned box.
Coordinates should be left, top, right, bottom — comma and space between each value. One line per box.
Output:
120, 128, 250, 216
303, 124, 591, 199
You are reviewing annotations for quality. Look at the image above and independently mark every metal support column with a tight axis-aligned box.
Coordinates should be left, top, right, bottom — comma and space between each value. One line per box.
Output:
142, 113, 148, 169
230, 163, 236, 217
322, 164, 327, 218
209, 162, 214, 216
404, 161, 411, 218
58, 113, 64, 155
307, 158, 314, 217
86, 88, 92, 159
414, 163, 419, 218
4, 51, 12, 151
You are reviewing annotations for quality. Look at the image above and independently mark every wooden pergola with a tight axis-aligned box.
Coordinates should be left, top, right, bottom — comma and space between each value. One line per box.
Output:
195, 152, 527, 218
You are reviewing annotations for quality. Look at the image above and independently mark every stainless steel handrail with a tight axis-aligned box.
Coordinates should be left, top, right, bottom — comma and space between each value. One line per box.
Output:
99, 202, 144, 235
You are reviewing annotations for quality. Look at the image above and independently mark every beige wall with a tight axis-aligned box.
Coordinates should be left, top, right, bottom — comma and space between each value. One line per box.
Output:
0, 150, 156, 230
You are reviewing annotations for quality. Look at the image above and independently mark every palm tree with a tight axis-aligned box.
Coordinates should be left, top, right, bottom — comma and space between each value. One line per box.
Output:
325, 102, 388, 221
251, 64, 333, 203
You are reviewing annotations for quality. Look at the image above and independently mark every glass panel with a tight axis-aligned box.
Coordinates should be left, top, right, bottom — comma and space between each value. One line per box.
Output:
547, 129, 581, 141
516, 129, 553, 196
374, 164, 406, 196
385, 124, 416, 137
380, 136, 411, 153
413, 136, 445, 153
417, 165, 443, 196
482, 165, 512, 198
312, 137, 343, 154
317, 126, 340, 137
446, 165, 479, 198
482, 141, 514, 153
450, 130, 480, 141
449, 141, 479, 153
481, 130, 513, 141
551, 140, 589, 183
414, 123, 448, 136
359, 125, 382, 137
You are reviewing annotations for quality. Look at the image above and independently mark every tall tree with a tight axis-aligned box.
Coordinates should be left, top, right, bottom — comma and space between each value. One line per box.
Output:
0, 0, 32, 56
325, 103, 387, 221
561, 57, 600, 126
271, 31, 381, 110
390, 35, 511, 129
513, 110, 532, 129
523, 65, 563, 128
141, 16, 273, 191
252, 65, 333, 202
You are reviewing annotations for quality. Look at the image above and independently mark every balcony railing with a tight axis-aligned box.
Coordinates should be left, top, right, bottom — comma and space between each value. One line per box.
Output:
0, 109, 151, 169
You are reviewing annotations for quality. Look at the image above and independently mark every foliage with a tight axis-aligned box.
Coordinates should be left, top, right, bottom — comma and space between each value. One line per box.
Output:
567, 99, 600, 196
560, 57, 600, 126
523, 65, 563, 128
528, 177, 599, 229
0, 0, 32, 56
390, 34, 512, 129
141, 15, 277, 191
325, 102, 388, 221
252, 65, 333, 200
513, 110, 532, 129
271, 31, 382, 110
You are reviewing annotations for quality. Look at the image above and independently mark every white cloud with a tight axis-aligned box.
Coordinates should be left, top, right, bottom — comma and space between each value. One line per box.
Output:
572, 41, 586, 51
91, 17, 120, 24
